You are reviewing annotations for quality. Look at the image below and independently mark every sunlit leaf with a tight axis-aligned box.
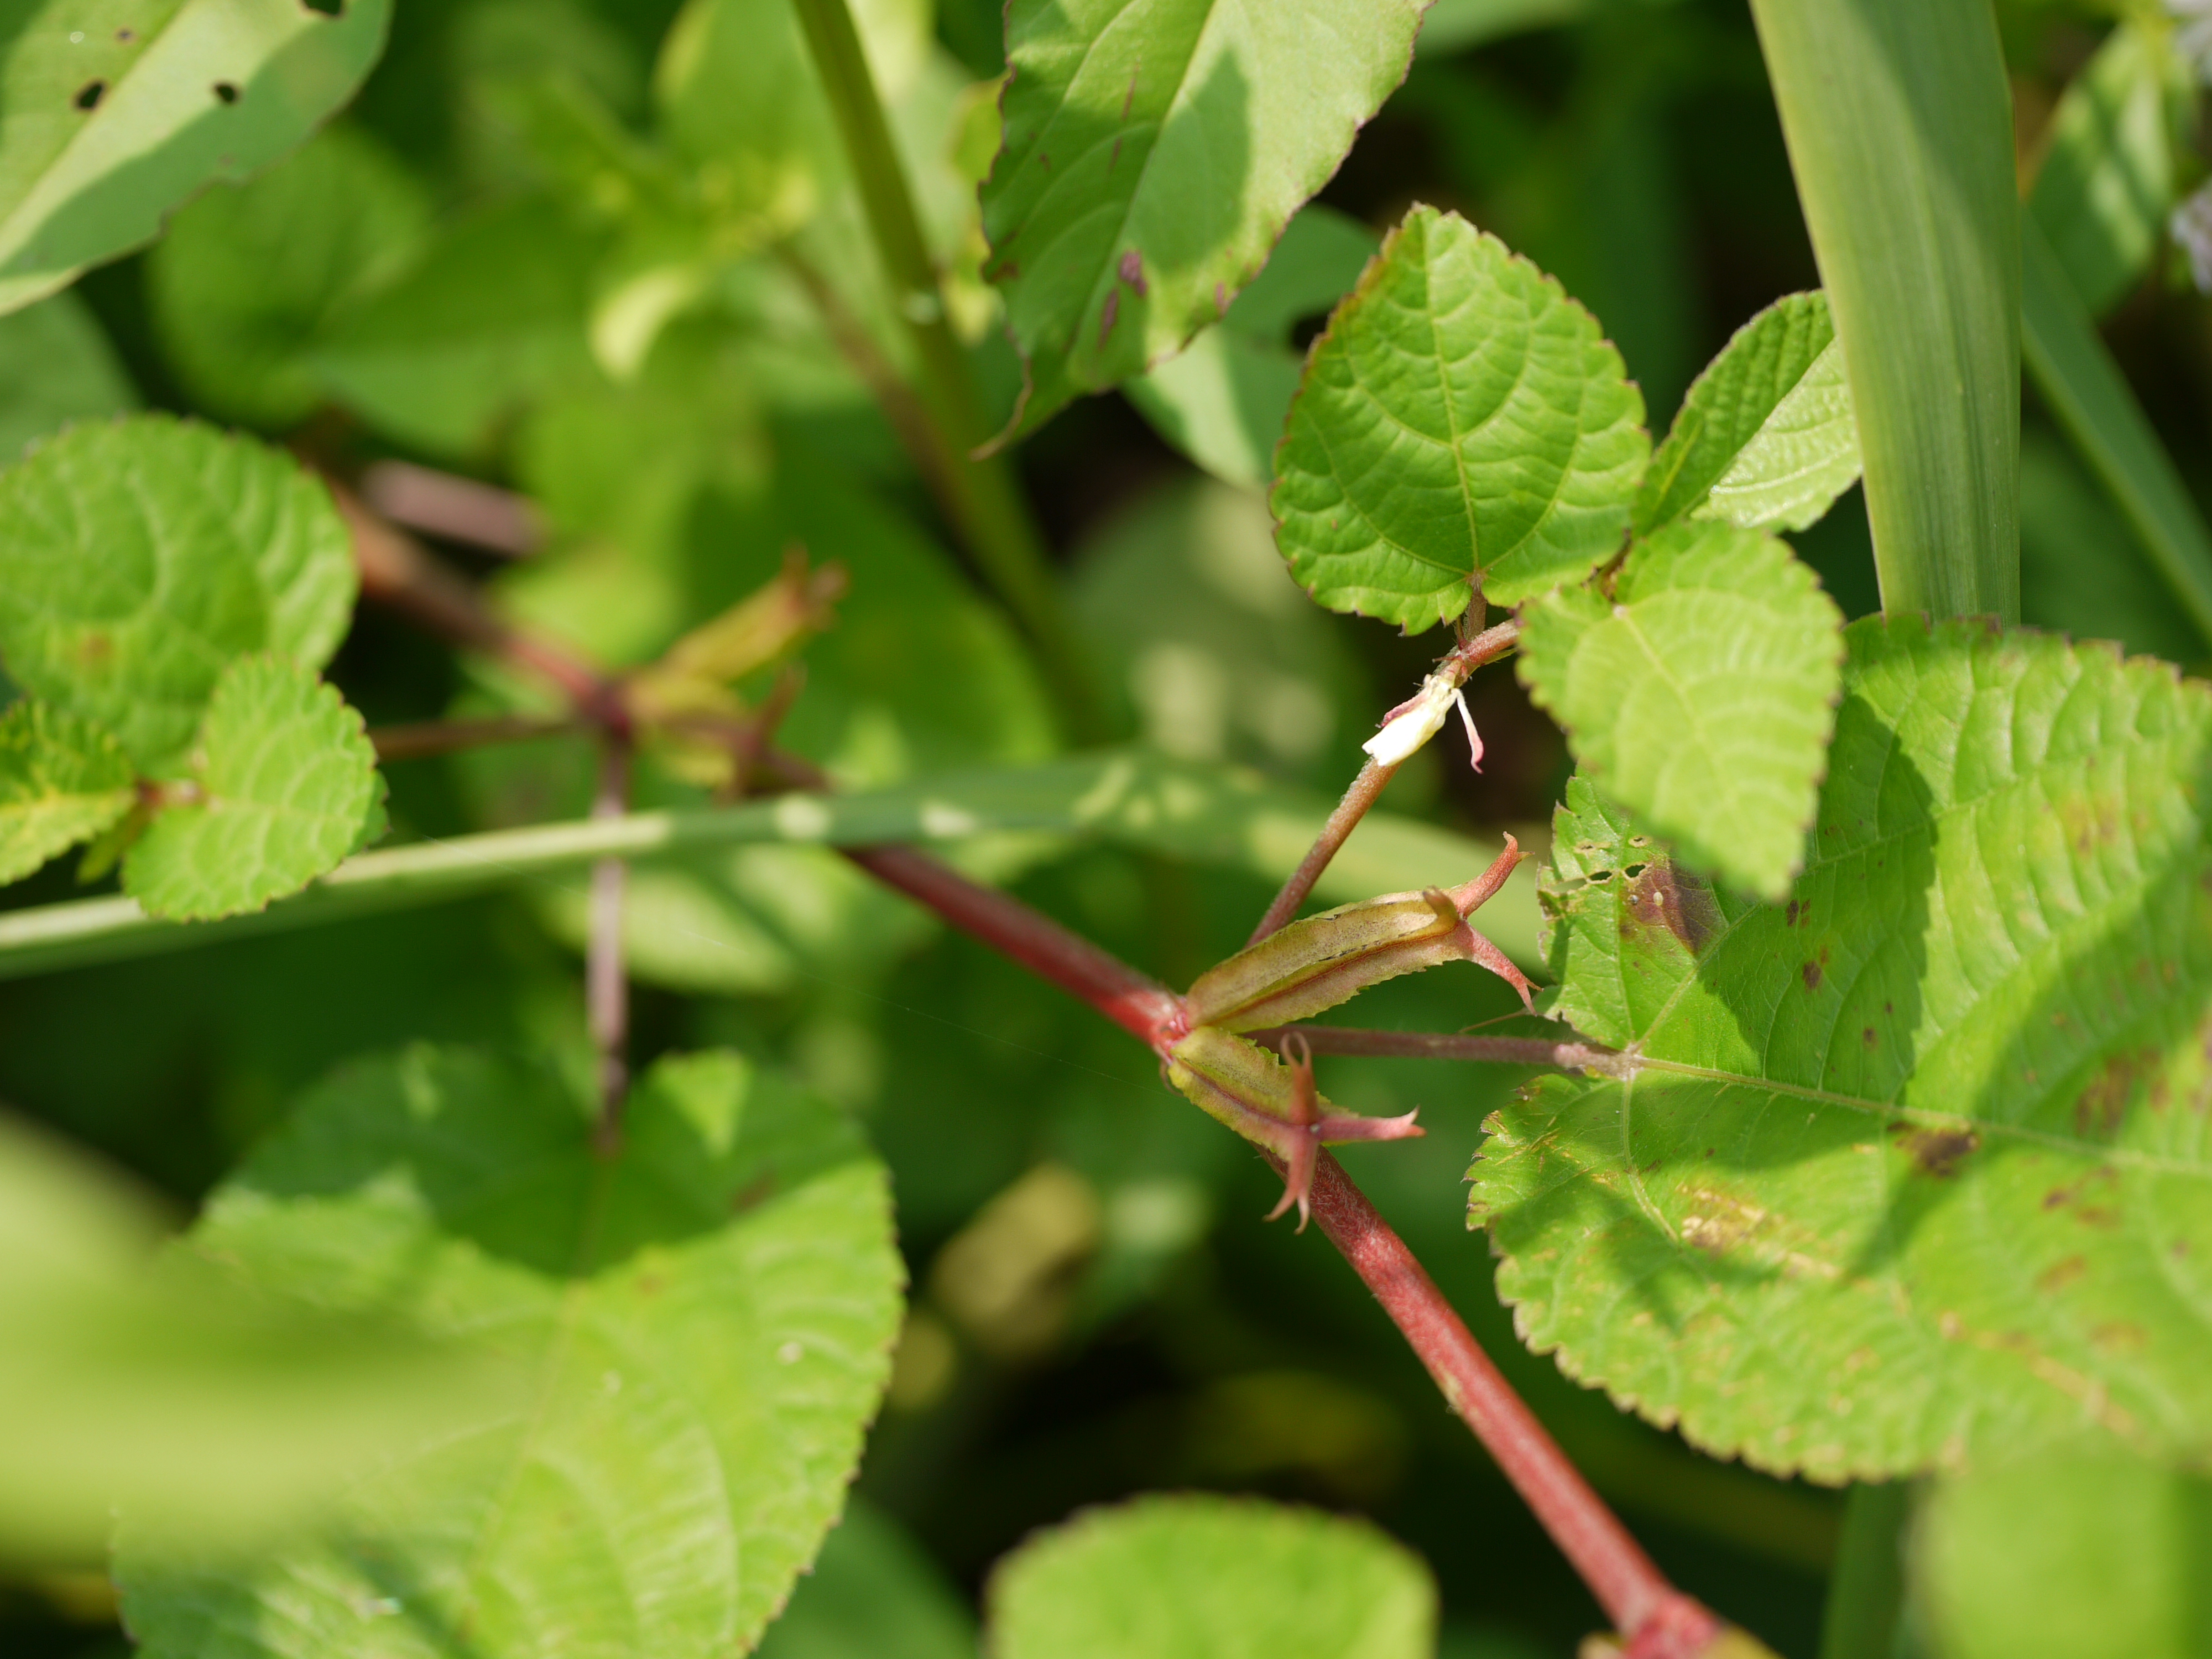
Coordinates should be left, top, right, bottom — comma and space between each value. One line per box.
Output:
1475, 618, 2212, 1479
0, 0, 392, 315
1272, 205, 1648, 627
1518, 519, 1844, 900
1634, 291, 1858, 537
0, 416, 357, 771
988, 1494, 1434, 1659
0, 289, 136, 461
0, 700, 133, 885
981, 0, 1427, 435
124, 656, 379, 921
149, 124, 431, 429
117, 1045, 905, 1659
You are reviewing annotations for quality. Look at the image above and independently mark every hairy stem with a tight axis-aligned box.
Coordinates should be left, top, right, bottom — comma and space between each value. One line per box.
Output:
786, 0, 1104, 742
1250, 618, 1521, 943
588, 743, 633, 1144
1246, 1024, 1627, 1074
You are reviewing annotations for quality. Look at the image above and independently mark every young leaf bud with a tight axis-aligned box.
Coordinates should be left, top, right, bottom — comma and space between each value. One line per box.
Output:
1185, 838, 1532, 1031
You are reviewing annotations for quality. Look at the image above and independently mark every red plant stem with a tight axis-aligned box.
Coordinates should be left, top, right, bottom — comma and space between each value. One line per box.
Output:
359, 460, 541, 558
1301, 1151, 1717, 1650
370, 713, 583, 762
842, 844, 1186, 1048
1246, 1024, 1626, 1074
1249, 618, 1524, 946
588, 744, 633, 1142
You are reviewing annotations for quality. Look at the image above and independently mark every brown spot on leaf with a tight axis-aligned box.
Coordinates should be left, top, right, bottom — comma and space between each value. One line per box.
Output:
1623, 859, 1720, 956
1121, 65, 1140, 120
1098, 289, 1119, 343
2038, 1255, 2087, 1293
1861, 1026, 1877, 1048
1893, 1124, 1977, 1177
1802, 961, 1822, 991
212, 81, 239, 103
74, 80, 104, 111
1117, 249, 1147, 295
2073, 1048, 2151, 1140
75, 632, 112, 666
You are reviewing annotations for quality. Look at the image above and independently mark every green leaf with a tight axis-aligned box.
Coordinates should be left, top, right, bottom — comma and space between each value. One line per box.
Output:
0, 415, 358, 771
0, 0, 392, 315
114, 1045, 904, 1659
2027, 19, 2187, 320
1747, 0, 2018, 621
149, 123, 431, 429
311, 198, 600, 458
2022, 213, 2212, 653
1634, 291, 1859, 537
1912, 1447, 2212, 1659
0, 700, 133, 885
986, 1494, 1435, 1659
1416, 0, 1587, 56
1125, 205, 1377, 490
1475, 617, 2212, 1479
2020, 428, 2203, 667
755, 1498, 978, 1659
1517, 519, 1844, 901
1271, 205, 1648, 628
124, 656, 378, 921
980, 0, 1428, 435
0, 289, 136, 461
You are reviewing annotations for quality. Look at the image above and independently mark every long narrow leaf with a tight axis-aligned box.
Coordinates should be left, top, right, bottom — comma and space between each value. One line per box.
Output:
2021, 214, 2212, 651
1747, 0, 2019, 621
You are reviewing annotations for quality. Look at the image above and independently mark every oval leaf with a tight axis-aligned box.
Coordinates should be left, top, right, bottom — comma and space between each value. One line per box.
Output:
1271, 205, 1648, 628
116, 1045, 905, 1659
1476, 618, 2212, 1480
1634, 291, 1860, 536
1517, 518, 1844, 900
0, 415, 358, 771
123, 655, 378, 921
0, 0, 392, 315
0, 700, 133, 885
987, 1494, 1434, 1659
981, 0, 1426, 435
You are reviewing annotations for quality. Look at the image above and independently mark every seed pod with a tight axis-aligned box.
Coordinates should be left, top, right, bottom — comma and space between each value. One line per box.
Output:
1185, 838, 1532, 1032
1164, 1024, 1421, 1230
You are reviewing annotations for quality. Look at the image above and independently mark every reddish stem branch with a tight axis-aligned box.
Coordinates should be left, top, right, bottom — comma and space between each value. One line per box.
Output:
370, 713, 583, 763
1246, 1024, 1627, 1074
588, 744, 633, 1147
1249, 618, 1524, 945
359, 461, 541, 558
1301, 1151, 1718, 1652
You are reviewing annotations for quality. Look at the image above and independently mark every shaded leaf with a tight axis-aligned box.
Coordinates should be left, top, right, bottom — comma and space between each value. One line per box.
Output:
1517, 518, 1844, 900
0, 0, 391, 314
1913, 1446, 2212, 1659
149, 123, 431, 429
0, 416, 357, 771
2020, 427, 2203, 667
981, 0, 1426, 435
987, 1494, 1434, 1659
1272, 206, 1648, 627
124, 656, 378, 921
1634, 291, 1858, 537
1125, 205, 1377, 489
0, 700, 133, 885
1475, 618, 2212, 1479
0, 289, 137, 461
755, 1498, 978, 1659
115, 1045, 904, 1659
2028, 19, 2188, 320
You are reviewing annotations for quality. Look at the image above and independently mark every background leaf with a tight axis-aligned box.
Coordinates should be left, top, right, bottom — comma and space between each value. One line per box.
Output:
1476, 617, 2212, 1479
1517, 518, 1843, 900
0, 0, 392, 314
1634, 291, 1858, 537
123, 656, 378, 921
0, 416, 357, 771
116, 1045, 904, 1659
1746, 0, 2019, 620
985, 1494, 1435, 1659
754, 1499, 979, 1659
0, 289, 137, 461
1271, 205, 1648, 627
2020, 427, 2204, 667
980, 0, 1427, 434
0, 700, 133, 884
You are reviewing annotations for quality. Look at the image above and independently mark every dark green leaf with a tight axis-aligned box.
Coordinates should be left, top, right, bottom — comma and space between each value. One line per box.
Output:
0, 416, 357, 771
0, 700, 133, 885
1477, 618, 2212, 1479
116, 1045, 904, 1659
0, 290, 136, 461
0, 0, 392, 313
987, 1494, 1435, 1659
1518, 519, 1844, 900
2020, 429, 2203, 667
755, 1499, 978, 1659
1272, 205, 1648, 627
1634, 291, 1858, 537
124, 656, 379, 921
981, 0, 1427, 435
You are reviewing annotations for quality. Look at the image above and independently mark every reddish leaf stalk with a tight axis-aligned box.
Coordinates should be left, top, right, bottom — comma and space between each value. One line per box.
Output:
359, 460, 541, 557
1249, 617, 1523, 945
1247, 1024, 1631, 1074
588, 744, 633, 1147
369, 713, 583, 762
